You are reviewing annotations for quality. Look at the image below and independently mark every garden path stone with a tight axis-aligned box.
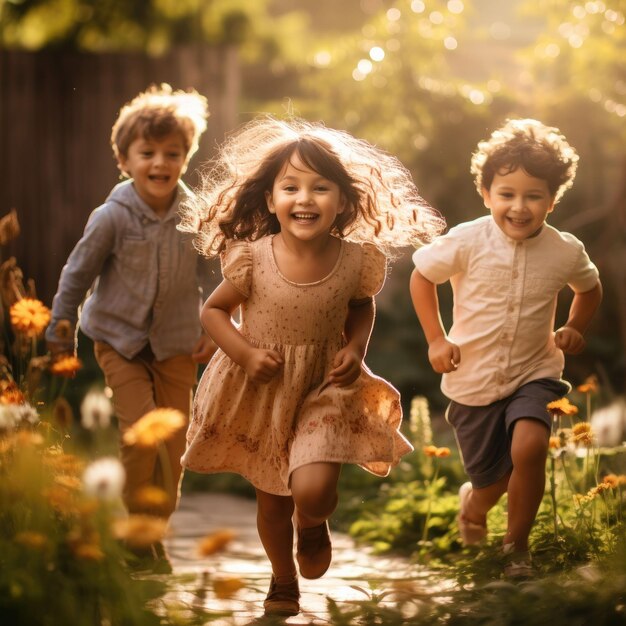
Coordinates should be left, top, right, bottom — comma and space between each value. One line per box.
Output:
164, 491, 435, 625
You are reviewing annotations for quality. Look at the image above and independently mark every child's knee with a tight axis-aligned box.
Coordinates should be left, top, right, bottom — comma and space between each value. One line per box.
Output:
293, 486, 337, 520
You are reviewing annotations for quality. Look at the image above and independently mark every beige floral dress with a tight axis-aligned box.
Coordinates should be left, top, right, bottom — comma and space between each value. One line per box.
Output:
182, 235, 413, 496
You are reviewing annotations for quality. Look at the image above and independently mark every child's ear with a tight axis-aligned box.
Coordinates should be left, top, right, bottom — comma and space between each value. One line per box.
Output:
481, 186, 492, 209
337, 193, 347, 214
116, 156, 130, 179
265, 191, 276, 214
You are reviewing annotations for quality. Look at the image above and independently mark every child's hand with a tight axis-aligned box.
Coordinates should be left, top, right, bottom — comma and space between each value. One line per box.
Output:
243, 348, 284, 383
46, 340, 74, 359
192, 335, 217, 364
428, 337, 461, 374
328, 346, 362, 387
554, 326, 586, 354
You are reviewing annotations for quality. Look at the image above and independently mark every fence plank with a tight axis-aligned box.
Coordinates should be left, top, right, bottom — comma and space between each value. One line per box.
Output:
0, 46, 239, 304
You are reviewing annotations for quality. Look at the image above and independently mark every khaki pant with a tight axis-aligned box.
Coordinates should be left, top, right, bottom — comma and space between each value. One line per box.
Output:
94, 341, 197, 519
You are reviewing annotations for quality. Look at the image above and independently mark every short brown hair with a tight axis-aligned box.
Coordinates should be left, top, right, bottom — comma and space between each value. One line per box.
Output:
111, 83, 209, 163
470, 119, 579, 203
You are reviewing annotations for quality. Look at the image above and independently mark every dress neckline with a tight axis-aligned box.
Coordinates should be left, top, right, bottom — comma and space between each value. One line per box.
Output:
267, 235, 345, 287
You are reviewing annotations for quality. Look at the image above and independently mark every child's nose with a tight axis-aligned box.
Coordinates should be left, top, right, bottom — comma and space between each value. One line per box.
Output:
297, 190, 313, 205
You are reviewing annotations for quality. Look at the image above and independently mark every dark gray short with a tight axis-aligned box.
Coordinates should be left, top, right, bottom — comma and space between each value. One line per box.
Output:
445, 378, 570, 489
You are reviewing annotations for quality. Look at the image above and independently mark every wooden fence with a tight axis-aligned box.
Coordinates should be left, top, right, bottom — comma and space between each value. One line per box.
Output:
0, 46, 239, 305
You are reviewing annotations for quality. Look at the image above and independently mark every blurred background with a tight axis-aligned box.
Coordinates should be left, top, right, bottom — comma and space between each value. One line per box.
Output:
1, 0, 624, 415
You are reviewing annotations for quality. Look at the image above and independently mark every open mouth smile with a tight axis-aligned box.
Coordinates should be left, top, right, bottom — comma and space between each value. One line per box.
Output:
292, 212, 319, 222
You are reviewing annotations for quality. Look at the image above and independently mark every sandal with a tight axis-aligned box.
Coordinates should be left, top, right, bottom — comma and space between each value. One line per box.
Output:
263, 573, 300, 616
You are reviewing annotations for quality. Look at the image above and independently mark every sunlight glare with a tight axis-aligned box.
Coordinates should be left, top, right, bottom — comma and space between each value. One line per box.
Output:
411, 1, 426, 13
313, 51, 332, 67
369, 46, 385, 61
429, 11, 444, 24
444, 37, 458, 50
447, 0, 464, 14
387, 8, 401, 21
357, 59, 373, 74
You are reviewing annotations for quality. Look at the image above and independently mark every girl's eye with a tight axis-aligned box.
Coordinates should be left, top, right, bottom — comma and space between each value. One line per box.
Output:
283, 185, 298, 192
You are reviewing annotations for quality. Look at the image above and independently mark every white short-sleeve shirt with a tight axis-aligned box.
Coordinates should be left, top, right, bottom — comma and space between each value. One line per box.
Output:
412, 215, 599, 406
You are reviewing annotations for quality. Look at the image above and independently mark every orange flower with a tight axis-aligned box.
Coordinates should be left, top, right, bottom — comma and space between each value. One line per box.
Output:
112, 514, 168, 549
571, 421, 594, 446
131, 486, 170, 514
435, 447, 451, 458
422, 445, 438, 457
49, 355, 82, 378
0, 381, 25, 405
197, 529, 236, 556
213, 577, 245, 599
10, 298, 51, 337
547, 398, 579, 416
122, 408, 186, 447
576, 375, 599, 394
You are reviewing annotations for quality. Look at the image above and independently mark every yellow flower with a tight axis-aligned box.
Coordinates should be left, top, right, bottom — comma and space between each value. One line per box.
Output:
9, 298, 51, 337
547, 397, 579, 416
72, 542, 105, 561
15, 531, 48, 550
49, 355, 82, 378
435, 447, 451, 458
576, 375, 599, 394
213, 577, 245, 599
112, 514, 168, 549
197, 529, 236, 556
122, 408, 186, 448
422, 445, 438, 457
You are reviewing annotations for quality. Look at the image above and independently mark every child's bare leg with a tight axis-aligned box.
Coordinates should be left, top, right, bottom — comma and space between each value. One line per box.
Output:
290, 462, 341, 527
462, 473, 509, 526
255, 489, 296, 577
505, 418, 550, 551
290, 462, 340, 579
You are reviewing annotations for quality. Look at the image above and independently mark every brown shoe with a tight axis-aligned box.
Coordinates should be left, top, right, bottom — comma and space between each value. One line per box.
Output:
263, 573, 300, 616
296, 521, 332, 579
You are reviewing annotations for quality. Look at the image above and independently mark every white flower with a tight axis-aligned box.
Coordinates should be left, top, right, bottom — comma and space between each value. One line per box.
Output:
80, 389, 113, 430
82, 457, 125, 501
0, 403, 37, 430
590, 398, 626, 447
0, 405, 19, 430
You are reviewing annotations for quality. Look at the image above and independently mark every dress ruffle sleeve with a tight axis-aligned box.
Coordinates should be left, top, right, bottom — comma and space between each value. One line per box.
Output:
220, 240, 253, 297
351, 243, 387, 303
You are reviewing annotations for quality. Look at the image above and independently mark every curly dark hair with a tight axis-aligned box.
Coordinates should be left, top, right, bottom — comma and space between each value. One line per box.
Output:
470, 119, 579, 202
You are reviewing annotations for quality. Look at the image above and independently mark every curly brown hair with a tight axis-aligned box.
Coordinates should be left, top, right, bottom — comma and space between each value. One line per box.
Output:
470, 119, 579, 203
110, 83, 208, 165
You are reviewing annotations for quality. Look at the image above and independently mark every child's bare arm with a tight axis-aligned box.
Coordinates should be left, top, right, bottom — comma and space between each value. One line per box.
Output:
554, 280, 603, 354
329, 299, 375, 386
202, 280, 283, 383
409, 268, 460, 374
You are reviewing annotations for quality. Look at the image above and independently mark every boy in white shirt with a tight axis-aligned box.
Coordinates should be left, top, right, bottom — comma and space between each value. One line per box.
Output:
410, 119, 602, 577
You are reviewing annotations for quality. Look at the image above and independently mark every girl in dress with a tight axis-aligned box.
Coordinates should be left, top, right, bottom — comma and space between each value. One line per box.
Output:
179, 116, 444, 616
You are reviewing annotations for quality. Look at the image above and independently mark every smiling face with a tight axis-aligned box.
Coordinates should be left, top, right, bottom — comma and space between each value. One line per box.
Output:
265, 151, 345, 243
482, 167, 555, 240
118, 132, 187, 216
